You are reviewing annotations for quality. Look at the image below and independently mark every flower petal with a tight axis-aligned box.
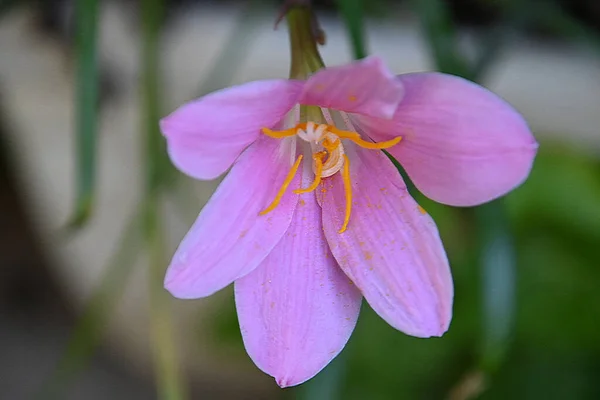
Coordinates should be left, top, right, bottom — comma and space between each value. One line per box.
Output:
321, 146, 453, 337
357, 72, 538, 206
161, 79, 304, 180
300, 56, 404, 119
165, 137, 300, 298
235, 171, 362, 388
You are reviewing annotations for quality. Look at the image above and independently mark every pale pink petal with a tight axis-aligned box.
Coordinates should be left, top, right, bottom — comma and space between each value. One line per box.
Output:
321, 146, 453, 337
300, 56, 404, 119
165, 137, 300, 298
356, 72, 538, 206
161, 79, 303, 180
235, 167, 362, 388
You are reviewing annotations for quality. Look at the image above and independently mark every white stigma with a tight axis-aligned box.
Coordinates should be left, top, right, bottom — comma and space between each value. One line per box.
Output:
297, 121, 329, 143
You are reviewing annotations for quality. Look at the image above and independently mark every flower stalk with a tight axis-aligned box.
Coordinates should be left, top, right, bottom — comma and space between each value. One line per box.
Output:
286, 6, 325, 79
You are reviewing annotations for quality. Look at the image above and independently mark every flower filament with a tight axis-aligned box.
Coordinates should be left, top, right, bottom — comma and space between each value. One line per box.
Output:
260, 121, 401, 233
258, 155, 304, 216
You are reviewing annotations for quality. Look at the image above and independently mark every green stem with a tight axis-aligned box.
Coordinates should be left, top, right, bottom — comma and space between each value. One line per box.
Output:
145, 201, 186, 400
140, 0, 185, 398
286, 7, 325, 79
70, 0, 99, 228
141, 0, 171, 195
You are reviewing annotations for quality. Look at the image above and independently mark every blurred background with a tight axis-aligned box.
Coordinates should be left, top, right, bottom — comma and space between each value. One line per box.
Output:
1, 0, 600, 398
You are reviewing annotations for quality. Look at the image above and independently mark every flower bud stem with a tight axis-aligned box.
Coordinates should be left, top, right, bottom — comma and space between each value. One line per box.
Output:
286, 7, 325, 79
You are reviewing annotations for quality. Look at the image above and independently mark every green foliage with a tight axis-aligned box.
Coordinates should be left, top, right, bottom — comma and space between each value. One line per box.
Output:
507, 145, 600, 352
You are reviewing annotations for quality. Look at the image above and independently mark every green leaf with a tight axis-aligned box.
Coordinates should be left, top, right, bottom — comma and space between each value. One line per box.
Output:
336, 0, 368, 59
67, 0, 100, 229
475, 200, 515, 373
141, 0, 173, 195
145, 199, 187, 400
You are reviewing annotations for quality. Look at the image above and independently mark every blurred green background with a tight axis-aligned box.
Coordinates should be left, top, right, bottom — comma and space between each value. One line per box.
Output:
0, 0, 599, 399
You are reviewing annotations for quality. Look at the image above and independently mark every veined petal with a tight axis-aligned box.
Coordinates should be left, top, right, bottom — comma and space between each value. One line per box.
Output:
165, 137, 299, 299
300, 56, 404, 120
235, 167, 362, 388
161, 79, 304, 180
321, 146, 453, 337
357, 72, 538, 206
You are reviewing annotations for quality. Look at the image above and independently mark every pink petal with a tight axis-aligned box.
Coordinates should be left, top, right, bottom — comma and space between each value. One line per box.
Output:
357, 72, 538, 206
235, 171, 362, 388
165, 136, 300, 298
299, 56, 404, 119
321, 146, 453, 337
161, 79, 303, 180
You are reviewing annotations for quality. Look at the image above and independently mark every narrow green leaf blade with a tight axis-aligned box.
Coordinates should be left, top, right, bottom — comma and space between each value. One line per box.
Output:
336, 0, 368, 59
68, 0, 100, 229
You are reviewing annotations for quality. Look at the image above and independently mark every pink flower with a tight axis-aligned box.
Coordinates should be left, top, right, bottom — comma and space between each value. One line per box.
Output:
161, 56, 537, 387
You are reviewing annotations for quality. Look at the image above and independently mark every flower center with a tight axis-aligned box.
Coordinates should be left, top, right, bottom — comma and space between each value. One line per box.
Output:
259, 121, 401, 233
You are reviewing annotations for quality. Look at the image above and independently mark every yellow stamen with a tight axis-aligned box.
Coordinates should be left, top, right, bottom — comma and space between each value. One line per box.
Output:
262, 123, 400, 151
262, 126, 299, 139
294, 152, 325, 194
322, 138, 340, 153
260, 155, 304, 215
329, 126, 402, 149
339, 154, 352, 233
260, 122, 397, 234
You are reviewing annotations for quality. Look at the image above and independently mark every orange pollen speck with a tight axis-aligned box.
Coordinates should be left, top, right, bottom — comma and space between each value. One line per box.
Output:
259, 121, 402, 233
